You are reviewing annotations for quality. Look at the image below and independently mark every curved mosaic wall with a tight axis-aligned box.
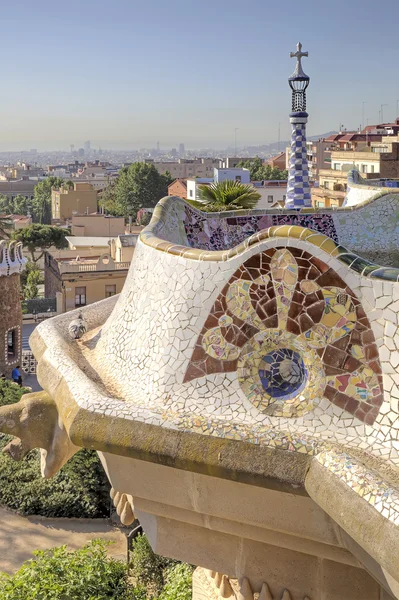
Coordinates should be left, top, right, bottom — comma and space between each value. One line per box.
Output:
150, 195, 399, 267
185, 247, 383, 424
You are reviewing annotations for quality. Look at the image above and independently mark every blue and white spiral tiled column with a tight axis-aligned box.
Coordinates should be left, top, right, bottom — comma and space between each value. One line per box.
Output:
285, 113, 311, 209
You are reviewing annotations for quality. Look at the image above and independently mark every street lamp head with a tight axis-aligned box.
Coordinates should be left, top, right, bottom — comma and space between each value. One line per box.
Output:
288, 42, 310, 113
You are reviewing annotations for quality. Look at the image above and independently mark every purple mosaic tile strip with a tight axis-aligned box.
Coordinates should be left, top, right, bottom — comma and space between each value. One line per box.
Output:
183, 206, 339, 251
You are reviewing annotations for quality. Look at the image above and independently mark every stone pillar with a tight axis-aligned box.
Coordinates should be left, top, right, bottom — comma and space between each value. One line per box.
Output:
0, 241, 26, 377
285, 114, 311, 209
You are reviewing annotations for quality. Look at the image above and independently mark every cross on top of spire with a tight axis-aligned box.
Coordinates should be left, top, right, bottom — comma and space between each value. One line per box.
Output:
289, 42, 309, 80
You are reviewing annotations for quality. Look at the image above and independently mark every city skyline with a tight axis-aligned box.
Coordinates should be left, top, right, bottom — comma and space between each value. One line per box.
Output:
0, 0, 398, 150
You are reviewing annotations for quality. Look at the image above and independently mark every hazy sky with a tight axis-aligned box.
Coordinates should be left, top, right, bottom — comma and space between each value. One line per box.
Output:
0, 0, 398, 150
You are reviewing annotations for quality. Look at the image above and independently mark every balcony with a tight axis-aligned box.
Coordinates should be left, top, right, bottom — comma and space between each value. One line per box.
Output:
46, 253, 130, 276
331, 150, 378, 161
319, 169, 348, 180
312, 187, 346, 200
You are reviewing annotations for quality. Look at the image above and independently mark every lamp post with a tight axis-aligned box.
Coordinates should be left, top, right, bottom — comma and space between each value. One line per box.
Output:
234, 128, 239, 157
362, 102, 367, 130
380, 104, 388, 123
285, 42, 311, 209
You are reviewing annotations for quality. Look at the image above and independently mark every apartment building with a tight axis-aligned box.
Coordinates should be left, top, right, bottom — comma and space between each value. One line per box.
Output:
313, 127, 399, 207
44, 251, 130, 312
70, 214, 125, 237
168, 179, 188, 199
51, 182, 98, 221
0, 179, 37, 200
266, 152, 286, 171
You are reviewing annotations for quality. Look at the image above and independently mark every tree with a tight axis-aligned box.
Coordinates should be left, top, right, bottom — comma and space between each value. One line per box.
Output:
99, 180, 118, 215
0, 194, 14, 215
32, 176, 64, 224
13, 224, 68, 262
237, 158, 288, 181
0, 216, 12, 239
13, 195, 31, 215
197, 180, 261, 211
24, 268, 43, 299
101, 163, 170, 218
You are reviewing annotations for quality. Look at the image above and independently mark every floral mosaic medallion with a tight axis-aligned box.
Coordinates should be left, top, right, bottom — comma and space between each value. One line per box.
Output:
185, 247, 383, 423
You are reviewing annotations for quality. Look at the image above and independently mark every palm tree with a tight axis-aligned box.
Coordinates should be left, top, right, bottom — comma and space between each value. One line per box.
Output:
197, 180, 261, 211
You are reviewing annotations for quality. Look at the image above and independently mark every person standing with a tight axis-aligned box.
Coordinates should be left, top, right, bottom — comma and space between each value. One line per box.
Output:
11, 365, 22, 386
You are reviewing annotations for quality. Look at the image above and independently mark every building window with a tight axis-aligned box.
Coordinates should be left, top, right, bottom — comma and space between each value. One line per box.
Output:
75, 286, 86, 307
361, 164, 367, 173
235, 176, 242, 182
267, 195, 273, 203
370, 165, 375, 173
189, 190, 193, 197
105, 284, 116, 298
7, 328, 17, 360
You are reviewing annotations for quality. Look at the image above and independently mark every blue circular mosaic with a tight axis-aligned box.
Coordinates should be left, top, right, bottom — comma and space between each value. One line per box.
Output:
258, 348, 307, 400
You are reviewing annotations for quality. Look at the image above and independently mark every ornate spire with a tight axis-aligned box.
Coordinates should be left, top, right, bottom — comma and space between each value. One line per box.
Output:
289, 42, 309, 80
285, 42, 312, 209
288, 42, 310, 113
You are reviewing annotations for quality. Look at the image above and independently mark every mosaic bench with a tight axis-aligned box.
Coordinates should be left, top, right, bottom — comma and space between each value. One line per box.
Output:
2, 196, 399, 599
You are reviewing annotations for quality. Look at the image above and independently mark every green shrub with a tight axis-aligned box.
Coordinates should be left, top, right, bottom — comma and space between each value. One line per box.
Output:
159, 563, 194, 600
0, 379, 111, 518
0, 539, 134, 599
129, 534, 179, 598
0, 379, 30, 405
0, 538, 193, 599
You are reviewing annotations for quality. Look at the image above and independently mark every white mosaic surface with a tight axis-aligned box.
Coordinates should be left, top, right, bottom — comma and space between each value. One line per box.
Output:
31, 197, 399, 529
34, 234, 399, 466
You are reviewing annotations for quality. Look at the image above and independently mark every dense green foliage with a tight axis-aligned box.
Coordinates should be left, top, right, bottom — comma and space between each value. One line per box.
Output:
31, 176, 64, 224
197, 180, 261, 210
129, 535, 193, 600
13, 223, 68, 262
0, 194, 31, 217
0, 540, 133, 599
237, 157, 288, 181
100, 162, 172, 218
20, 261, 43, 300
158, 564, 194, 600
24, 268, 43, 299
0, 215, 12, 239
0, 379, 111, 518
0, 536, 194, 600
0, 177, 65, 224
0, 379, 30, 405
129, 534, 177, 597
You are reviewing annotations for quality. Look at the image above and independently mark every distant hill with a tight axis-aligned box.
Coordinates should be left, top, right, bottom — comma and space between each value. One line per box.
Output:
308, 131, 337, 141
242, 132, 338, 157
